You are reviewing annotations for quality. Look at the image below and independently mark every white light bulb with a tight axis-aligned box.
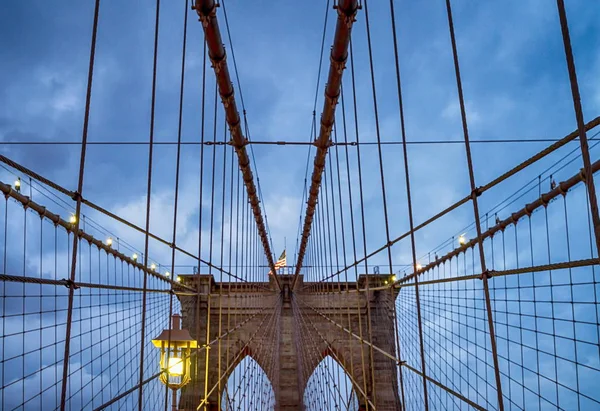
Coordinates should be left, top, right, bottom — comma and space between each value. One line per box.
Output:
167, 357, 183, 376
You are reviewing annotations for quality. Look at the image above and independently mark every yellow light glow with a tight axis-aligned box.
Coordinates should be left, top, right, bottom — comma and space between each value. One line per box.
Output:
167, 357, 183, 376
165, 271, 170, 277
176, 276, 181, 283
150, 263, 156, 271
106, 237, 113, 247
384, 280, 388, 285
69, 214, 77, 224
458, 234, 466, 246
14, 178, 21, 191
391, 275, 397, 283
132, 253, 138, 261
416, 263, 422, 271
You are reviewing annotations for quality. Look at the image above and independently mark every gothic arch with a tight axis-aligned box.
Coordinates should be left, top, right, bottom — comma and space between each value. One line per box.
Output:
221, 349, 276, 410
303, 353, 359, 410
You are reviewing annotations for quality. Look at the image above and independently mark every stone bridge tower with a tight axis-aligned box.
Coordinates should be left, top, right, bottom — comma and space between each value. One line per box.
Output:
177, 274, 401, 410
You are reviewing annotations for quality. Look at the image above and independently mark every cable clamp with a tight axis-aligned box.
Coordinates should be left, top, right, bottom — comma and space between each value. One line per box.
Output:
210, 53, 226, 74
330, 54, 347, 74
337, 3, 359, 27
221, 88, 235, 108
480, 270, 493, 280
63, 279, 80, 290
558, 181, 568, 197
71, 191, 82, 202
196, 4, 217, 28
320, 120, 334, 137
471, 186, 482, 199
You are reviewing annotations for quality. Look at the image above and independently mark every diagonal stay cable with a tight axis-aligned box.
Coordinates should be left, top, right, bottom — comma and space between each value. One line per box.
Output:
395, 157, 600, 285
0, 155, 267, 288
91, 298, 276, 411
308, 115, 600, 286
195, 295, 281, 410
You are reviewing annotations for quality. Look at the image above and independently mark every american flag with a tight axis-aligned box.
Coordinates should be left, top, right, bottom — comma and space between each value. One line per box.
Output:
269, 250, 286, 275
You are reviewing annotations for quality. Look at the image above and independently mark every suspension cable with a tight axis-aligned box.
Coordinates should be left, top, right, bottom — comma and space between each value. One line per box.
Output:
59, 2, 101, 407
293, 0, 359, 287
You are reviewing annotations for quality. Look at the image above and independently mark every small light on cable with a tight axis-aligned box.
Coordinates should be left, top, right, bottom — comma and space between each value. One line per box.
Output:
69, 214, 77, 224
165, 271, 170, 277
14, 178, 21, 192
150, 263, 156, 271
391, 275, 397, 283
176, 275, 181, 283
458, 234, 466, 246
106, 237, 113, 247
416, 263, 422, 271
132, 253, 138, 262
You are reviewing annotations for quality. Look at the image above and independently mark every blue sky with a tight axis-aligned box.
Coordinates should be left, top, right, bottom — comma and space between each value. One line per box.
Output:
1, 0, 599, 273
1, 0, 600, 409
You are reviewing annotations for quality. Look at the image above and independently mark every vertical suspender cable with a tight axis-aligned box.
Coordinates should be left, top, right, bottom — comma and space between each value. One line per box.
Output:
194, 0, 280, 289
444, 0, 504, 408
293, 0, 359, 288
555, 0, 600, 255
164, 1, 189, 409
386, 0, 424, 407
59, 1, 101, 408
203, 80, 219, 408
348, 38, 378, 408
138, 0, 161, 407
340, 83, 370, 407
194, 39, 207, 402
362, 0, 407, 408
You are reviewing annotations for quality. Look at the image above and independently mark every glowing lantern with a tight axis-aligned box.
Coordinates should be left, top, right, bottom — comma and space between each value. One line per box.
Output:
152, 314, 197, 390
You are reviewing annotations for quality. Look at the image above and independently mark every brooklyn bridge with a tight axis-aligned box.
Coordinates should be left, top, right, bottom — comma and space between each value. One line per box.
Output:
1, 0, 599, 410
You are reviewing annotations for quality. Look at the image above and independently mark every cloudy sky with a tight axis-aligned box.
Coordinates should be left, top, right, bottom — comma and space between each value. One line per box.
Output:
2, 0, 599, 278
2, 0, 600, 409
0, 0, 599, 275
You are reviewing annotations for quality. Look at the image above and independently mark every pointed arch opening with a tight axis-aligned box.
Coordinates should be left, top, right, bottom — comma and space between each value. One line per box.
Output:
221, 355, 275, 410
303, 355, 360, 410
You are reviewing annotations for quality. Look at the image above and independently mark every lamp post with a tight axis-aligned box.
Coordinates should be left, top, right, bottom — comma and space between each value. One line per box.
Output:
152, 314, 197, 411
